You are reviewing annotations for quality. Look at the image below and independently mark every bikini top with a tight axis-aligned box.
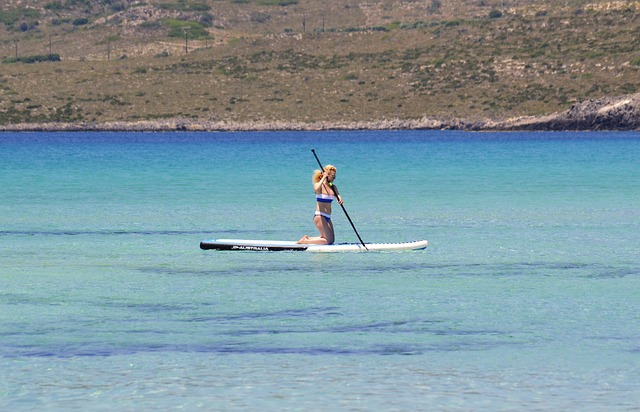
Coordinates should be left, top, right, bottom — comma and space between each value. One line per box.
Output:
316, 193, 335, 203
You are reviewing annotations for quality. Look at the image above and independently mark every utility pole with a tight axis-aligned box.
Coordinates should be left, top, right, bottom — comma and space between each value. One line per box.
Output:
182, 27, 191, 54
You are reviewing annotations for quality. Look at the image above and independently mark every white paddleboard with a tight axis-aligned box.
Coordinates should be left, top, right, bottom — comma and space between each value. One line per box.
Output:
200, 239, 428, 252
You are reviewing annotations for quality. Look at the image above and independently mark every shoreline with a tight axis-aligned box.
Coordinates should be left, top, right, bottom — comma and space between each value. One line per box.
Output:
1, 93, 638, 133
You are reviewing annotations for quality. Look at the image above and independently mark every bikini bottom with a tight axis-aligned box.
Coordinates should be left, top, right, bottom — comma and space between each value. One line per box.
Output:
314, 211, 331, 222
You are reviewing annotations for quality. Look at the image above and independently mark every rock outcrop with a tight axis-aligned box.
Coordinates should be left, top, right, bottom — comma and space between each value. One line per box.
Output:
491, 93, 640, 131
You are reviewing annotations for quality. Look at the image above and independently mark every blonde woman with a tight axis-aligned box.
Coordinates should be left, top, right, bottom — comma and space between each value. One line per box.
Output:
298, 165, 343, 245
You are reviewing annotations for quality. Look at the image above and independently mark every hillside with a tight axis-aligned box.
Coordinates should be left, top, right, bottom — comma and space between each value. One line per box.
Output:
1, 0, 639, 128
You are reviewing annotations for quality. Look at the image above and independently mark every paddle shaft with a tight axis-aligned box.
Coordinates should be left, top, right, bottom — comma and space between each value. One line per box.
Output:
311, 149, 368, 250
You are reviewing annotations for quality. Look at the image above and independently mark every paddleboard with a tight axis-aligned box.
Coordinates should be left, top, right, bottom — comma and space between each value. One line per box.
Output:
199, 239, 428, 252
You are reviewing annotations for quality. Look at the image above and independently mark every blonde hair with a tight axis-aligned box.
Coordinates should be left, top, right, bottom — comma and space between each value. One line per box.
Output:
313, 164, 336, 183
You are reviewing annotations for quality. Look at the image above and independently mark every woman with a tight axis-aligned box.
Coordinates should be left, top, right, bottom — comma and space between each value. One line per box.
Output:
298, 165, 343, 245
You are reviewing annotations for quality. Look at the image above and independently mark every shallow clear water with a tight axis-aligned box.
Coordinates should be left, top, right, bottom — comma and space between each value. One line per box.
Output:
1, 131, 639, 410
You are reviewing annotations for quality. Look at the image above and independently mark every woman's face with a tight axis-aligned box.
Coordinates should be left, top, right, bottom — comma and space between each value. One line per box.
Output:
326, 170, 336, 182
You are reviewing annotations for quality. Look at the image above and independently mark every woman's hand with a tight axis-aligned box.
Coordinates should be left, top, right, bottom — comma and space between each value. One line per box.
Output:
337, 195, 344, 205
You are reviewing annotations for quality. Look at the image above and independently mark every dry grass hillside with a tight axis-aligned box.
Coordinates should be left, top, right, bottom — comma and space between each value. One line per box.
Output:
1, 0, 639, 125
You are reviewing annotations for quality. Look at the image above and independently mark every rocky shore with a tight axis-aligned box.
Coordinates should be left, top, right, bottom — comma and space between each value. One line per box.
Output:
488, 92, 640, 131
1, 93, 638, 133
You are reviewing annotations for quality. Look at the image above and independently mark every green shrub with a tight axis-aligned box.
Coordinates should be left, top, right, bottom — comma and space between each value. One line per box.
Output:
256, 0, 298, 5
620, 83, 637, 93
250, 12, 270, 23
3, 54, 61, 64
163, 19, 210, 39
443, 19, 464, 27
159, 2, 211, 12
140, 20, 163, 30
45, 1, 65, 11
73, 18, 89, 26
51, 18, 72, 26
0, 8, 41, 28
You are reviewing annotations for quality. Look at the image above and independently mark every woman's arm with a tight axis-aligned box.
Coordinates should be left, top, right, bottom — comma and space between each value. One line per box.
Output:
313, 173, 328, 192
330, 183, 344, 205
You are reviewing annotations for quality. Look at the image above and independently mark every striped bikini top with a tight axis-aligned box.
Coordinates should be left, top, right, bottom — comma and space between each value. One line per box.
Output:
316, 193, 335, 203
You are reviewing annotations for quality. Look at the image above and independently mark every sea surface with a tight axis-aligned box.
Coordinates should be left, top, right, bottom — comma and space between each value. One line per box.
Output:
1, 130, 639, 411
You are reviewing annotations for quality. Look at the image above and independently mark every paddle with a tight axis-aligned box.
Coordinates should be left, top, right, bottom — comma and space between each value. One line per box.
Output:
311, 149, 368, 250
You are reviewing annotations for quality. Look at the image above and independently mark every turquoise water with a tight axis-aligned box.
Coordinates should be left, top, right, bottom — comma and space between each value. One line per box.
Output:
1, 131, 639, 410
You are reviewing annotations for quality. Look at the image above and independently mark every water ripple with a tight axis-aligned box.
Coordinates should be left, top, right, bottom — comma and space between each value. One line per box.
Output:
1, 337, 525, 358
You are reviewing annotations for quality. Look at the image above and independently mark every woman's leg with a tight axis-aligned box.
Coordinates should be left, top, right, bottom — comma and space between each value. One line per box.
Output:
298, 215, 335, 244
321, 217, 335, 244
